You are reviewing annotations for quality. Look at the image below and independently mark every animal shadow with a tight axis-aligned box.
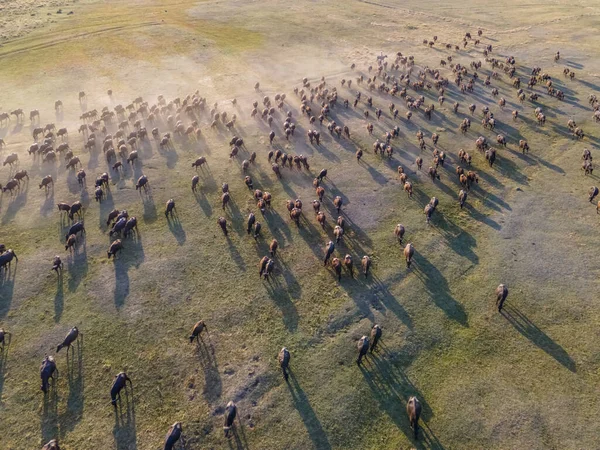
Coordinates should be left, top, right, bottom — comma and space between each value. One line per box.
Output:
502, 305, 576, 372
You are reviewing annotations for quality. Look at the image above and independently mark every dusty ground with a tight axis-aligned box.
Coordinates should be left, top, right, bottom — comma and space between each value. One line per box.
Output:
0, 0, 600, 449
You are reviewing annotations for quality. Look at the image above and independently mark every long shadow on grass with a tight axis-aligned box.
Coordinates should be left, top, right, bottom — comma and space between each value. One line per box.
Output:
1, 190, 27, 225
0, 339, 9, 400
167, 214, 186, 245
226, 414, 250, 450
41, 379, 59, 446
411, 250, 468, 326
55, 272, 64, 322
194, 190, 213, 217
358, 352, 445, 449
502, 304, 576, 372
59, 337, 84, 438
263, 262, 300, 332
0, 265, 16, 318
225, 236, 246, 271
142, 195, 157, 224
195, 336, 222, 404
287, 370, 332, 450
67, 243, 88, 293
113, 235, 145, 308
98, 189, 116, 230
113, 394, 137, 450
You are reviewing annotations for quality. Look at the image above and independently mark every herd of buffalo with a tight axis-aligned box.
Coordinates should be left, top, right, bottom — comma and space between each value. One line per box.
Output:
0, 23, 598, 449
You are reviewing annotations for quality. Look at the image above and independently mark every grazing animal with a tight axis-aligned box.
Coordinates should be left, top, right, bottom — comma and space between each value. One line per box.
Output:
0, 249, 18, 271
415, 157, 423, 170
344, 254, 354, 278
192, 175, 200, 192
356, 335, 369, 364
496, 284, 509, 312
40, 355, 58, 393
106, 209, 120, 226
42, 439, 60, 450
317, 211, 326, 228
56, 327, 79, 353
332, 257, 342, 281
110, 218, 127, 237
164, 422, 183, 450
223, 401, 237, 438
136, 175, 149, 191
110, 372, 132, 406
107, 240, 123, 259
57, 203, 71, 215
124, 217, 138, 237
485, 148, 496, 167
316, 186, 325, 202
39, 175, 54, 191
189, 320, 207, 343
95, 186, 104, 203
428, 166, 440, 181
192, 157, 207, 170
259, 256, 270, 277
77, 170, 86, 187
270, 239, 278, 257
127, 151, 138, 165
247, 212, 256, 234
2, 179, 19, 194
519, 140, 529, 154
424, 204, 434, 224
333, 196, 343, 213
69, 201, 83, 220
394, 224, 405, 243
407, 397, 422, 439
65, 235, 76, 251
51, 255, 63, 273
370, 324, 382, 352
589, 186, 599, 202
67, 157, 82, 170
272, 163, 282, 179
0, 329, 11, 350
404, 243, 414, 268
361, 255, 371, 278
262, 258, 274, 279
65, 222, 85, 241
13, 170, 29, 184
165, 199, 176, 218
459, 189, 468, 209
290, 207, 301, 225
404, 181, 413, 198
253, 221, 262, 239
334, 225, 344, 243
279, 347, 291, 381
218, 217, 228, 235
312, 200, 321, 213
324, 241, 335, 265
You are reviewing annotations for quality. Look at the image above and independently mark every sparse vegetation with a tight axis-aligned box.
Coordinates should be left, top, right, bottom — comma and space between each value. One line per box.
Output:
1, 0, 600, 449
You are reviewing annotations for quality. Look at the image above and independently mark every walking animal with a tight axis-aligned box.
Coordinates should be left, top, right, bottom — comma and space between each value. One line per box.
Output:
496, 284, 508, 312
110, 372, 133, 406
223, 401, 237, 438
356, 335, 369, 364
189, 320, 207, 343
407, 397, 422, 439
56, 327, 79, 353
279, 347, 291, 381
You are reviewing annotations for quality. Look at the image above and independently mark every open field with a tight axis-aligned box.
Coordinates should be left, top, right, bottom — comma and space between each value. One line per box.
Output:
1, 0, 600, 448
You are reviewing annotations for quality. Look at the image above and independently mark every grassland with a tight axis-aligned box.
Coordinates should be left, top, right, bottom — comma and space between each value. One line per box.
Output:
1, 0, 600, 449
